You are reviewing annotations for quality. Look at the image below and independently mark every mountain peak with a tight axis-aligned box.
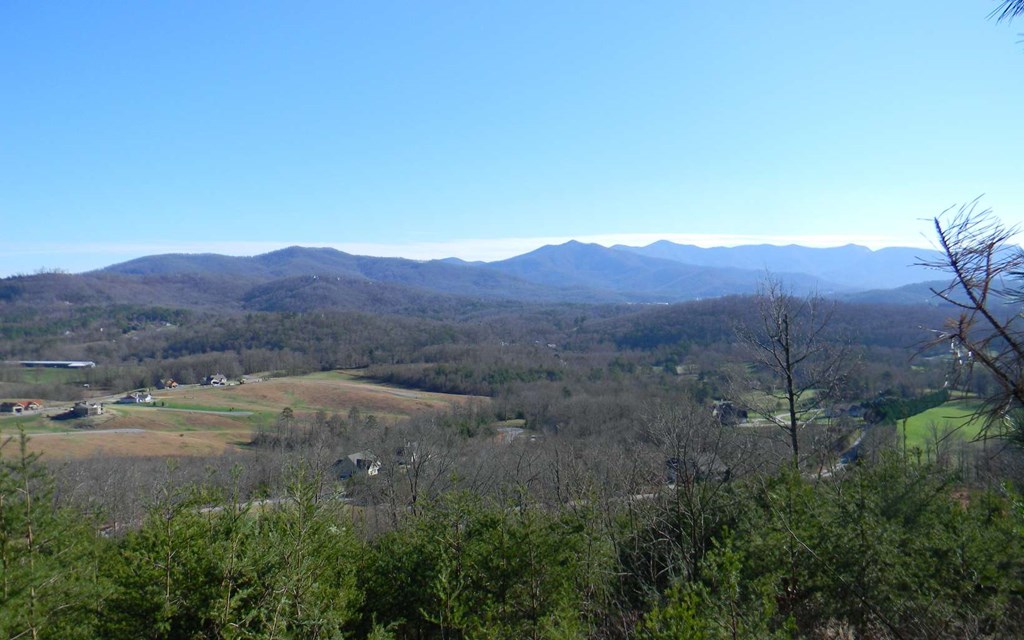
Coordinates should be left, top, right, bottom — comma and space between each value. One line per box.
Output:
262, 246, 347, 259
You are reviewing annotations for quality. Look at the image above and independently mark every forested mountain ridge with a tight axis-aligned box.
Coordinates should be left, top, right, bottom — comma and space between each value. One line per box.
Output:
0, 241, 954, 317
841, 280, 956, 306
482, 240, 843, 299
99, 247, 602, 304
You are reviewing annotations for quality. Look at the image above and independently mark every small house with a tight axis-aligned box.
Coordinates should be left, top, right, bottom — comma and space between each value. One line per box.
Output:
712, 400, 748, 426
201, 374, 228, 387
0, 402, 24, 414
116, 392, 153, 404
332, 457, 359, 480
347, 451, 381, 476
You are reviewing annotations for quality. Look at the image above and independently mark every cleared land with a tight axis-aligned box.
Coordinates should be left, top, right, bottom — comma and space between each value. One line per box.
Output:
900, 400, 989, 450
1, 371, 482, 459
0, 365, 90, 386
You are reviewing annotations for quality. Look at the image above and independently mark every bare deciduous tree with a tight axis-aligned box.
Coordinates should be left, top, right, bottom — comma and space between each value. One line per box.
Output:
992, 0, 1024, 23
920, 203, 1024, 441
737, 277, 850, 466
638, 401, 744, 583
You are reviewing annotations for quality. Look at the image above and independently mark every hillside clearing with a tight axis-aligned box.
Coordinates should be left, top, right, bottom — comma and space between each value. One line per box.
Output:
900, 400, 990, 450
5, 371, 483, 459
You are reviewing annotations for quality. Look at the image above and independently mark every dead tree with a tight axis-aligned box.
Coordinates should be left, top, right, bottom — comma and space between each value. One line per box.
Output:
920, 203, 1024, 441
992, 0, 1024, 22
736, 277, 850, 467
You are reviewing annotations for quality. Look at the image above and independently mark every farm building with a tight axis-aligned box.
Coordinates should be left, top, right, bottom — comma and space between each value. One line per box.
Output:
72, 401, 104, 417
0, 400, 42, 414
18, 360, 96, 369
1, 402, 24, 414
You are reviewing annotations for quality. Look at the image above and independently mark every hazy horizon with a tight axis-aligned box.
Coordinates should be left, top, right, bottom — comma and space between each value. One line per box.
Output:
3, 2, 1021, 277
1, 231, 949, 277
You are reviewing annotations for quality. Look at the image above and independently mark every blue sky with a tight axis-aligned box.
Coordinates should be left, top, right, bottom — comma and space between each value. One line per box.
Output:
2, 1, 1022, 276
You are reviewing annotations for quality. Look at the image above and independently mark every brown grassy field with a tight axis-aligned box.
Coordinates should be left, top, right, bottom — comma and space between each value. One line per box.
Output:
3, 371, 483, 459
156, 372, 467, 418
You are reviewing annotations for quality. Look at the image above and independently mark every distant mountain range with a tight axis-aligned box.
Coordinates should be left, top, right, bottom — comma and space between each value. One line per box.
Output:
611, 241, 941, 290
486, 241, 836, 300
0, 241, 954, 314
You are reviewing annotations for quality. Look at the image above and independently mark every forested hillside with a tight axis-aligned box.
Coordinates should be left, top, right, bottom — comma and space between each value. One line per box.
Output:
4, 425, 1024, 638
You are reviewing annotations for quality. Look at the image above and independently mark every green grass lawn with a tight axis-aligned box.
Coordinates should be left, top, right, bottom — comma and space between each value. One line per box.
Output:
0, 365, 89, 386
146, 401, 251, 413
0, 413, 57, 434
900, 400, 992, 449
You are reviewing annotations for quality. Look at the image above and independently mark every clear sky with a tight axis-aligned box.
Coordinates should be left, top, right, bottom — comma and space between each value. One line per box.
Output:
2, 1, 1022, 276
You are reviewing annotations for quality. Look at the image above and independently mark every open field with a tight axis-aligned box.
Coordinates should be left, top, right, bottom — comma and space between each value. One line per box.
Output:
0, 365, 90, 386
1, 371, 483, 459
900, 400, 989, 449
157, 370, 463, 418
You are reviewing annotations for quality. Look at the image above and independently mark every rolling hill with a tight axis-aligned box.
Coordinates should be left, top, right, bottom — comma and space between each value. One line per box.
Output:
0, 241, 955, 315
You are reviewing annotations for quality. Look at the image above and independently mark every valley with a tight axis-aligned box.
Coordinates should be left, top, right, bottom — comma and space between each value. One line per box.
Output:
1, 230, 1022, 639
6, 2, 1023, 635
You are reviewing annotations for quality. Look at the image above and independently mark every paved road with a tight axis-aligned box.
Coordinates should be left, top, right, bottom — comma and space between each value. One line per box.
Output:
146, 407, 254, 416
7, 428, 146, 437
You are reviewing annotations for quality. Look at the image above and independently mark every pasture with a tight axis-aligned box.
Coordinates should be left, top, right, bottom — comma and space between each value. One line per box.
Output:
0, 364, 89, 385
899, 399, 990, 450
1, 370, 482, 459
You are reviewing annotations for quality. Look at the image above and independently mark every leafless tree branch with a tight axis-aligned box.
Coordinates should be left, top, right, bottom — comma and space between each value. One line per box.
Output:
919, 202, 1024, 441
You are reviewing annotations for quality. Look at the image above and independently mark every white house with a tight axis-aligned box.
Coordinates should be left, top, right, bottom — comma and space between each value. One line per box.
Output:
116, 392, 153, 404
